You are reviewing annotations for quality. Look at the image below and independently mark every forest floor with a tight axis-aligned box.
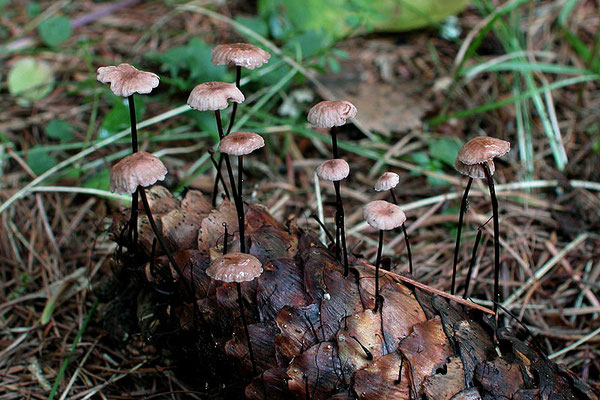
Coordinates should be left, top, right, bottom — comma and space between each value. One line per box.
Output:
0, 0, 599, 398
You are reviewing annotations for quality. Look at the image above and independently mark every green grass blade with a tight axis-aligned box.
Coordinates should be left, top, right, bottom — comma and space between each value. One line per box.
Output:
429, 75, 597, 126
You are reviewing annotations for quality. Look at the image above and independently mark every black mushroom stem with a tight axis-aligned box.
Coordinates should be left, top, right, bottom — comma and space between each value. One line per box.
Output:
127, 94, 139, 252
451, 177, 473, 295
483, 163, 501, 316
333, 180, 349, 276
463, 225, 484, 299
236, 281, 257, 375
209, 149, 230, 200
388, 190, 413, 275
212, 66, 242, 206
137, 187, 193, 301
214, 110, 246, 253
373, 229, 384, 313
330, 126, 349, 276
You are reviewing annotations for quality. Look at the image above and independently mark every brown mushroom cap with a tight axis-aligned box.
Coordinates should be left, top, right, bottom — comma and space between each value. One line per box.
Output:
187, 82, 244, 111
363, 200, 406, 231
374, 172, 400, 192
211, 43, 271, 70
218, 131, 265, 156
110, 151, 167, 194
316, 159, 350, 182
206, 252, 263, 283
96, 63, 159, 97
456, 137, 510, 165
454, 159, 496, 179
307, 100, 357, 128
454, 137, 509, 178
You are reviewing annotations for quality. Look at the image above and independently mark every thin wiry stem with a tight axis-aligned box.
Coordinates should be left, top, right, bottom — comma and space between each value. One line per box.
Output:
209, 149, 230, 201
215, 110, 246, 252
127, 95, 138, 253
212, 66, 242, 204
333, 181, 349, 276
463, 227, 484, 299
402, 223, 413, 275
236, 281, 257, 375
237, 155, 246, 253
373, 229, 384, 313
138, 187, 191, 299
451, 177, 473, 295
483, 163, 501, 317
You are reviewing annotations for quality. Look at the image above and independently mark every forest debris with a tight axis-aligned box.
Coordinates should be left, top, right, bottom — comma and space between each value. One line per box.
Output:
399, 317, 453, 392
353, 351, 410, 400
423, 356, 466, 400
336, 310, 385, 372
286, 342, 343, 399
256, 259, 308, 321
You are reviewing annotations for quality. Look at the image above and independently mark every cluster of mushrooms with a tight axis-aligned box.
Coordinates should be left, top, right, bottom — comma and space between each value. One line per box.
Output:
98, 41, 510, 373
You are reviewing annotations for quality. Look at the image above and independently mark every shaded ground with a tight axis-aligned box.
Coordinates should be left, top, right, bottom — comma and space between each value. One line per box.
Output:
0, 0, 599, 398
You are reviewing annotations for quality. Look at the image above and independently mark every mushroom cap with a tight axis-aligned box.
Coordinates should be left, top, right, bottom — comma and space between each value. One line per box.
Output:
456, 136, 510, 165
211, 43, 271, 70
307, 100, 357, 128
96, 63, 159, 97
187, 82, 245, 111
363, 200, 406, 231
374, 172, 400, 192
206, 252, 263, 283
218, 131, 265, 156
454, 159, 496, 179
110, 151, 168, 194
316, 159, 350, 182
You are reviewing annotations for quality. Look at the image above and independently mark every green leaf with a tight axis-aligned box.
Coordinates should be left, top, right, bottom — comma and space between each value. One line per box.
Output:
27, 1, 41, 17
84, 168, 110, 191
26, 146, 57, 175
99, 94, 146, 138
38, 15, 72, 47
411, 152, 430, 166
45, 119, 76, 142
429, 137, 462, 166
258, 0, 470, 40
147, 37, 229, 89
7, 57, 55, 104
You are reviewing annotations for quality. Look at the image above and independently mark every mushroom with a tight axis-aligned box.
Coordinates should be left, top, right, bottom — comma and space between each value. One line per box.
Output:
211, 43, 271, 203
97, 63, 160, 252
374, 172, 414, 274
218, 131, 265, 253
307, 100, 357, 159
207, 252, 263, 374
452, 136, 510, 315
363, 200, 406, 312
187, 81, 244, 208
110, 152, 191, 298
316, 159, 350, 276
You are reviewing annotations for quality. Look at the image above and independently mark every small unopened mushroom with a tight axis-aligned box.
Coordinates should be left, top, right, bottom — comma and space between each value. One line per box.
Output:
207, 252, 263, 374
97, 63, 160, 251
308, 100, 357, 159
373, 171, 413, 274
363, 200, 406, 312
316, 159, 350, 276
452, 136, 510, 316
218, 132, 265, 253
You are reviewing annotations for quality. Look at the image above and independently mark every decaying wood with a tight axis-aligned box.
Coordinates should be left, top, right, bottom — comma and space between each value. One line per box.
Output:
110, 187, 599, 400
